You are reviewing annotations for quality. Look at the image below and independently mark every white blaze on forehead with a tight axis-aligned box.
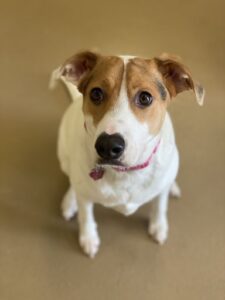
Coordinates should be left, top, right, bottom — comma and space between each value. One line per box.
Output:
102, 55, 131, 134
119, 55, 136, 63
117, 56, 130, 106
114, 55, 136, 109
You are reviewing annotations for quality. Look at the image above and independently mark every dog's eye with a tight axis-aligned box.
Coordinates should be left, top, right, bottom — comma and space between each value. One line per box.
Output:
136, 91, 153, 108
90, 87, 104, 104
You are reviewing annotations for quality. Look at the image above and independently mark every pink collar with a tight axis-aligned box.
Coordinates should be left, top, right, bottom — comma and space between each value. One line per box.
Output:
89, 139, 161, 180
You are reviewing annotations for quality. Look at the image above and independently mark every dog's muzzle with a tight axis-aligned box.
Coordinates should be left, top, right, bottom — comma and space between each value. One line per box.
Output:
90, 139, 161, 181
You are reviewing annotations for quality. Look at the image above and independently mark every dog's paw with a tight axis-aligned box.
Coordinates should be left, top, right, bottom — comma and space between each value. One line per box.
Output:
170, 181, 181, 198
148, 218, 168, 245
79, 233, 100, 258
61, 188, 77, 221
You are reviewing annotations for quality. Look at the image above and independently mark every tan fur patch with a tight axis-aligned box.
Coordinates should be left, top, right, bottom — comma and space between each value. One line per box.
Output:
126, 58, 170, 135
80, 56, 124, 125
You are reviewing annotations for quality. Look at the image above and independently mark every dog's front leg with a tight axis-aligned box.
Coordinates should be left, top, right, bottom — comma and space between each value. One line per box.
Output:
148, 186, 170, 245
77, 200, 100, 258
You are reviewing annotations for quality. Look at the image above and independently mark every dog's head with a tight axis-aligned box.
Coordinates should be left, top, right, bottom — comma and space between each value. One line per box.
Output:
58, 51, 205, 168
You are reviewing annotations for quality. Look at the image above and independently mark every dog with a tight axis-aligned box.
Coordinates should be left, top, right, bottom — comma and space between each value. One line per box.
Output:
50, 51, 205, 258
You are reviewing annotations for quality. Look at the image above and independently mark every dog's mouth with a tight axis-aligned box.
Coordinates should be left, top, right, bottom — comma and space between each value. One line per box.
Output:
97, 158, 125, 168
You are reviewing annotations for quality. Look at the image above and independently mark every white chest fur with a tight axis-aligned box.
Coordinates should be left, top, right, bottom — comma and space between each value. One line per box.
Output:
90, 146, 178, 215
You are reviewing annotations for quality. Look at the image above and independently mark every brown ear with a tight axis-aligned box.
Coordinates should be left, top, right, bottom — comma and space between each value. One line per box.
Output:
155, 54, 205, 105
59, 51, 100, 85
49, 51, 100, 92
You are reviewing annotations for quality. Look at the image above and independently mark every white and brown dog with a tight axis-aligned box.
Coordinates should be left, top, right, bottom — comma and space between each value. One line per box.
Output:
50, 51, 205, 258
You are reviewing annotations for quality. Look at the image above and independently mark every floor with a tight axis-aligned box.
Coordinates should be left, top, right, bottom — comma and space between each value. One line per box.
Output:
0, 0, 225, 299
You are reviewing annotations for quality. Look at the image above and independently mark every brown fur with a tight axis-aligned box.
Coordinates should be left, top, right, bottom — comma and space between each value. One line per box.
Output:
80, 56, 124, 125
154, 54, 204, 105
126, 58, 170, 134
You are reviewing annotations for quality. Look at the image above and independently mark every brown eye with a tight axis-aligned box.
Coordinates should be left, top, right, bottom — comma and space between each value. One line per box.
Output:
90, 87, 104, 104
136, 91, 153, 108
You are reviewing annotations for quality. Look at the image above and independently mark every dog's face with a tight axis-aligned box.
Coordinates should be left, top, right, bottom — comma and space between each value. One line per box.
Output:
60, 51, 204, 168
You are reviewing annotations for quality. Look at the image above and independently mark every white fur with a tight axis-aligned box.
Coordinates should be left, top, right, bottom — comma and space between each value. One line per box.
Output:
170, 181, 181, 198
61, 187, 77, 220
53, 56, 180, 257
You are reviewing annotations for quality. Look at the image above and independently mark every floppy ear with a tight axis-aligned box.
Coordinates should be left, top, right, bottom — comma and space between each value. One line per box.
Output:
155, 54, 205, 105
49, 51, 100, 91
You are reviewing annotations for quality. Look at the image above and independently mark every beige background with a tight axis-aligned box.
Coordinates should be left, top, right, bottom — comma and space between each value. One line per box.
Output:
0, 0, 225, 299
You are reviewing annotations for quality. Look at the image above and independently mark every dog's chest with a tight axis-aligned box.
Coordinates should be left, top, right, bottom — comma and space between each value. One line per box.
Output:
93, 165, 161, 215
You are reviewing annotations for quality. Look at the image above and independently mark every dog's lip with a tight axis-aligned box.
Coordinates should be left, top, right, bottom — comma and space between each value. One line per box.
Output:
97, 158, 125, 167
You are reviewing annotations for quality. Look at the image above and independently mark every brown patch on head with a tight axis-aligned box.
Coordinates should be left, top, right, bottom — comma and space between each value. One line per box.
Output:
126, 58, 170, 135
58, 51, 125, 126
126, 54, 205, 135
80, 56, 124, 125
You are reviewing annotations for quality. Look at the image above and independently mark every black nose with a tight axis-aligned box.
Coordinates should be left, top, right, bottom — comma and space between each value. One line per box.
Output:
95, 133, 125, 160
